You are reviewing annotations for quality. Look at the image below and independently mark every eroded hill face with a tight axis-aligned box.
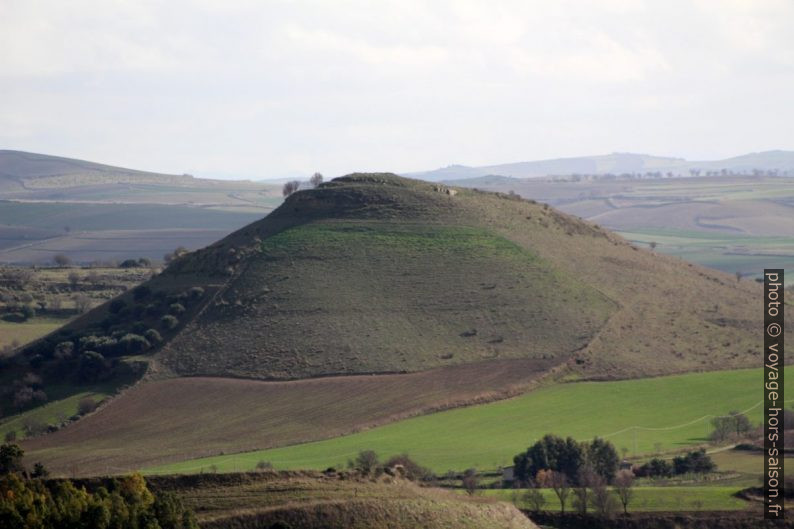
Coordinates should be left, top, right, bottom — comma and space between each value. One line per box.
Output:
24, 173, 770, 383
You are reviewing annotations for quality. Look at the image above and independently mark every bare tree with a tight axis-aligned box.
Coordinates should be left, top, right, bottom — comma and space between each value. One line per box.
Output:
573, 466, 597, 514
73, 293, 91, 314
462, 468, 479, 495
53, 254, 71, 267
282, 180, 300, 197
523, 487, 546, 512
614, 469, 635, 514
67, 271, 81, 288
310, 172, 323, 187
353, 450, 379, 475
87, 270, 101, 285
735, 271, 742, 282
590, 475, 617, 516
548, 470, 571, 514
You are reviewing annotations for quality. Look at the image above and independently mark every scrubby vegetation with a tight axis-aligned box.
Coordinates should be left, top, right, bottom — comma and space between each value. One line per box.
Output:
0, 442, 198, 528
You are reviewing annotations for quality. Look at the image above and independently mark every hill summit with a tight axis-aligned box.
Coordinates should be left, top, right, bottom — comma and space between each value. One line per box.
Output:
27, 173, 764, 382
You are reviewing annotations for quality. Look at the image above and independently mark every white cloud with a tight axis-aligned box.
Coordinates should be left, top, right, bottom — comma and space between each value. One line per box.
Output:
0, 0, 792, 177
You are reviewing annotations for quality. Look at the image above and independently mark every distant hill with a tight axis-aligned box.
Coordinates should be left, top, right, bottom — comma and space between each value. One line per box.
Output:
407, 150, 794, 181
0, 150, 282, 264
0, 150, 230, 190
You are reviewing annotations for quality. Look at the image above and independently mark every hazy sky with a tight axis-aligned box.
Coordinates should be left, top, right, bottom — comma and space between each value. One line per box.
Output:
1, 1, 793, 180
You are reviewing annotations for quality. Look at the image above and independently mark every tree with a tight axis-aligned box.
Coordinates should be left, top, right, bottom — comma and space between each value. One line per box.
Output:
586, 438, 619, 483
73, 293, 91, 313
548, 470, 571, 514
649, 241, 657, 250
31, 462, 49, 478
310, 172, 323, 187
573, 466, 597, 514
78, 396, 98, 415
164, 246, 189, 264
353, 450, 379, 475
735, 271, 742, 282
0, 443, 24, 474
710, 411, 752, 442
462, 468, 479, 495
514, 434, 584, 484
613, 469, 634, 514
87, 270, 101, 285
590, 475, 617, 516
523, 487, 546, 512
282, 180, 300, 197
53, 253, 71, 267
68, 271, 81, 287
77, 351, 107, 383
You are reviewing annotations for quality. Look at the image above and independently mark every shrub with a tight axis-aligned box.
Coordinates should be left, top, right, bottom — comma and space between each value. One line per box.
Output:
256, 460, 273, 471
133, 285, 152, 301
188, 287, 205, 300
31, 462, 49, 478
119, 333, 150, 354
352, 450, 379, 475
78, 396, 98, 415
672, 449, 716, 475
53, 341, 75, 360
77, 351, 107, 383
1, 312, 26, 323
109, 299, 127, 314
19, 305, 35, 320
22, 417, 47, 436
145, 303, 164, 317
384, 454, 435, 482
160, 315, 179, 330
144, 329, 162, 344
169, 303, 186, 315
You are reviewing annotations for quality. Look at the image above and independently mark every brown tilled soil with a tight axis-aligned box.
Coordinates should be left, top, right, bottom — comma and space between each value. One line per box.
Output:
23, 356, 555, 475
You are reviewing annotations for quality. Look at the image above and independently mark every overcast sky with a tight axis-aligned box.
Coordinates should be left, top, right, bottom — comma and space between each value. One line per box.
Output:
1, 1, 793, 180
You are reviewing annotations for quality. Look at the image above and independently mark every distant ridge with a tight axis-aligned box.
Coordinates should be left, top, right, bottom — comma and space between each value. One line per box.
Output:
0, 150, 254, 191
406, 150, 794, 181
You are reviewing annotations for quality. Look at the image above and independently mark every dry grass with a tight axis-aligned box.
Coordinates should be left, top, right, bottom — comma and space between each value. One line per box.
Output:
146, 471, 538, 529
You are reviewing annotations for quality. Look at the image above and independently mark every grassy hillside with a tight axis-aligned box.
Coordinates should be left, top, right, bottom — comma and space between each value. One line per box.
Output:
147, 472, 538, 529
144, 367, 792, 476
141, 173, 772, 381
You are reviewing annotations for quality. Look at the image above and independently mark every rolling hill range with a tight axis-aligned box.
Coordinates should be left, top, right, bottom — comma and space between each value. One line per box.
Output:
9, 173, 783, 475
407, 150, 794, 181
442, 175, 794, 278
0, 150, 281, 264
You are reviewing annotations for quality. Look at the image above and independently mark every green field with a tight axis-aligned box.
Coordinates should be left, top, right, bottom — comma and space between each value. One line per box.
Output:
618, 228, 794, 279
486, 486, 749, 512
0, 316, 69, 349
0, 388, 112, 440
147, 367, 791, 475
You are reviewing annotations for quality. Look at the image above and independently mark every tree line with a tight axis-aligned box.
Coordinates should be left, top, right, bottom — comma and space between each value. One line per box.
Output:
0, 443, 198, 529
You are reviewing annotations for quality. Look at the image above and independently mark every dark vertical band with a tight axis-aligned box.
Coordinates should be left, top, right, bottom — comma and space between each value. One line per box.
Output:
764, 269, 784, 519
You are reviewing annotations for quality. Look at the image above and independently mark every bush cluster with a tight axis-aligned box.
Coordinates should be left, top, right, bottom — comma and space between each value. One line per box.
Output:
0, 444, 198, 529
